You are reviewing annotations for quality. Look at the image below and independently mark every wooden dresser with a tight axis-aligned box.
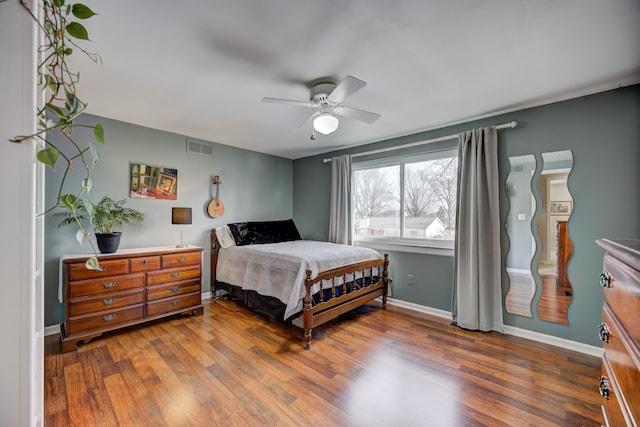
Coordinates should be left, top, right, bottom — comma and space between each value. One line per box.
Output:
596, 239, 640, 426
61, 246, 204, 352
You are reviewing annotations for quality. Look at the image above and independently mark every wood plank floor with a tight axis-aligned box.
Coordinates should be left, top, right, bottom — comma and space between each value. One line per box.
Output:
45, 298, 603, 426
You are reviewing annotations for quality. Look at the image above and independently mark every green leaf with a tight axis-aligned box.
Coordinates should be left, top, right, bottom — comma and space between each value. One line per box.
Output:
36, 147, 60, 168
66, 91, 79, 113
75, 229, 86, 245
66, 22, 90, 40
93, 123, 104, 143
45, 103, 65, 118
72, 3, 97, 19
61, 194, 78, 211
85, 257, 101, 271
44, 74, 58, 93
89, 144, 100, 166
64, 47, 73, 55
84, 200, 95, 218
53, 0, 65, 8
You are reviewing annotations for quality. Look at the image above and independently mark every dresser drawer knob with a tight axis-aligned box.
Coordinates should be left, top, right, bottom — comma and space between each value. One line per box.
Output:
171, 272, 180, 278
171, 301, 180, 306
598, 323, 610, 343
598, 376, 610, 399
103, 298, 116, 306
599, 271, 612, 288
171, 286, 179, 292
103, 314, 117, 322
178, 257, 186, 263
143, 259, 147, 265
103, 281, 117, 289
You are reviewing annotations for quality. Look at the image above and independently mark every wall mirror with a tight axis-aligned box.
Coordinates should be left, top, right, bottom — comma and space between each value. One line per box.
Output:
505, 155, 537, 318
536, 150, 573, 325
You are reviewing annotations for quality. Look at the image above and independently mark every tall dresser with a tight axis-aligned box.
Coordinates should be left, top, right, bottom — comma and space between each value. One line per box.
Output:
596, 239, 640, 426
61, 246, 204, 352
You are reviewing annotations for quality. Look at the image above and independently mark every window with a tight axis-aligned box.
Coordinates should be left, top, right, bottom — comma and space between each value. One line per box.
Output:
352, 148, 458, 249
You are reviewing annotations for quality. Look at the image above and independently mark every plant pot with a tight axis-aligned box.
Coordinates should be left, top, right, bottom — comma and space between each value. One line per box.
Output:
95, 232, 122, 254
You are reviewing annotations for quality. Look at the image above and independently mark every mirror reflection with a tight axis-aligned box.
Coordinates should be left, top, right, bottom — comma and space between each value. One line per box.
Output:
537, 150, 574, 325
505, 155, 536, 318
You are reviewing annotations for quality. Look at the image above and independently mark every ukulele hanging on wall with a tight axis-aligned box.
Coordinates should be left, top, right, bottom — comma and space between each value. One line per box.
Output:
207, 175, 225, 218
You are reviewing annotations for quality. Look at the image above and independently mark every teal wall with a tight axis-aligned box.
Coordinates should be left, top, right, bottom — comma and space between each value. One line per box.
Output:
44, 115, 293, 326
293, 85, 640, 347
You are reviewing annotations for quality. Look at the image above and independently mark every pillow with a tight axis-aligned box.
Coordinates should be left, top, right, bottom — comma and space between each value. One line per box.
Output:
215, 225, 236, 248
228, 219, 301, 246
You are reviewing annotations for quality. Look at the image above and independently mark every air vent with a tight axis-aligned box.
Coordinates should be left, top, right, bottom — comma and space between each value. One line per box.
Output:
511, 164, 524, 173
186, 138, 214, 157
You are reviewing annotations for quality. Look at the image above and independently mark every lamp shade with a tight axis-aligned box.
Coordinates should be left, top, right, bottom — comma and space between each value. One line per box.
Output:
171, 207, 192, 225
313, 113, 339, 135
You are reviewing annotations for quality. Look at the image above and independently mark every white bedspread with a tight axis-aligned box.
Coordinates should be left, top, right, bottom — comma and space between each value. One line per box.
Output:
216, 240, 382, 319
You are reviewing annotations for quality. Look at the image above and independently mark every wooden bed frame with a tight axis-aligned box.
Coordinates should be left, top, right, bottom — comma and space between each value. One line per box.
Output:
210, 229, 389, 349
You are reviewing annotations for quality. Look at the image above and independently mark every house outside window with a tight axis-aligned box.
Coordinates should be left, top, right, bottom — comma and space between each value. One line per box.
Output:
352, 148, 458, 250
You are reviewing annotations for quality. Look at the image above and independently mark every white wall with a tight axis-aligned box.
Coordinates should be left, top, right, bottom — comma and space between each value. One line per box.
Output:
0, 1, 42, 426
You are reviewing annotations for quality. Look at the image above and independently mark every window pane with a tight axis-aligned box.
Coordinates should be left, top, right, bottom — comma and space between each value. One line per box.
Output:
403, 155, 457, 241
353, 165, 400, 238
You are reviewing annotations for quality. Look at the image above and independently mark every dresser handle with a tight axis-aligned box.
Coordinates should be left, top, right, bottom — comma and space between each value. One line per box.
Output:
103, 314, 117, 322
170, 286, 179, 292
103, 298, 116, 306
143, 259, 147, 265
103, 282, 116, 289
598, 323, 610, 343
599, 271, 612, 288
171, 301, 180, 306
598, 376, 610, 399
178, 257, 186, 263
171, 272, 180, 278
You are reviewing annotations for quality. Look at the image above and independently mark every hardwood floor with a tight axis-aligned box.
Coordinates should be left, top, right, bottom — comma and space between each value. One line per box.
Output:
45, 298, 602, 426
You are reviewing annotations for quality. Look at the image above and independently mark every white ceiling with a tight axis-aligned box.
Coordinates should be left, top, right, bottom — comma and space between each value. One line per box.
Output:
70, 0, 640, 160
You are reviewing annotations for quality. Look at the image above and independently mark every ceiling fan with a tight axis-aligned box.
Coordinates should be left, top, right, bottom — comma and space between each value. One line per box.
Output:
262, 75, 381, 136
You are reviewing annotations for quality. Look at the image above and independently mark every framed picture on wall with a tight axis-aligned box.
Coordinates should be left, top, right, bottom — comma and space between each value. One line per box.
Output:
550, 201, 572, 215
129, 162, 178, 200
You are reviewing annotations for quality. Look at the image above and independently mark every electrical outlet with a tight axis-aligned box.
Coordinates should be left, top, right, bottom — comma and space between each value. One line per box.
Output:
408, 274, 414, 286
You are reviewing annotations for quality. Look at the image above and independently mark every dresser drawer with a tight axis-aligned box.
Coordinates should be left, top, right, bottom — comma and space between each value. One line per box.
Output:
601, 304, 640, 423
67, 259, 129, 281
146, 292, 201, 317
146, 266, 201, 286
601, 355, 629, 427
69, 273, 145, 298
68, 304, 144, 335
68, 289, 145, 317
602, 253, 640, 344
147, 279, 201, 301
162, 251, 201, 268
130, 256, 161, 272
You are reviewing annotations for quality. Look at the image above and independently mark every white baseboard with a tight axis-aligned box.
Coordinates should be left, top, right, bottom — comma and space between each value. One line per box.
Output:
385, 297, 603, 358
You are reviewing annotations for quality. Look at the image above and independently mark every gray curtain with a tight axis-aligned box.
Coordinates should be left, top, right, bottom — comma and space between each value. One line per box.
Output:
328, 154, 352, 245
452, 127, 504, 333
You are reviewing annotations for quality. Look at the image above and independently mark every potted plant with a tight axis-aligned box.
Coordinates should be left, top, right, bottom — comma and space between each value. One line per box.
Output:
56, 196, 144, 253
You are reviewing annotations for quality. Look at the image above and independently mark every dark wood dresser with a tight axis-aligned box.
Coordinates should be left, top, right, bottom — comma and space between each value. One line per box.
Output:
596, 239, 640, 426
61, 246, 204, 352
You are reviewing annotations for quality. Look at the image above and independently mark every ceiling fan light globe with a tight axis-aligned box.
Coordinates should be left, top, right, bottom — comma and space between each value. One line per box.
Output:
313, 114, 339, 135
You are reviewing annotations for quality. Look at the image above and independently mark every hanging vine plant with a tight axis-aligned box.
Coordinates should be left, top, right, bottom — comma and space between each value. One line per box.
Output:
3, 0, 104, 270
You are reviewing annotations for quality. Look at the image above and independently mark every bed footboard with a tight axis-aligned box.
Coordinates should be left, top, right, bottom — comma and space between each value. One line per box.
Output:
295, 254, 389, 350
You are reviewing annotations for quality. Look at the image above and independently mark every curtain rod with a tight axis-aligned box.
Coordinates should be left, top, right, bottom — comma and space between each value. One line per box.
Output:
322, 121, 517, 163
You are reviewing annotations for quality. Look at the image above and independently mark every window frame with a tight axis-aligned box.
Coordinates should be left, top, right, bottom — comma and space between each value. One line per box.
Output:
352, 147, 458, 254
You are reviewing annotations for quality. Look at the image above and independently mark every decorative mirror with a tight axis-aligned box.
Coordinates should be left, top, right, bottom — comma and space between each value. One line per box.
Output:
505, 155, 536, 318
536, 150, 574, 325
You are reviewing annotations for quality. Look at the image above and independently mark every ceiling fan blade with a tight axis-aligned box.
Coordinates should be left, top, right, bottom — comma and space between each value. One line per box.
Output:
333, 105, 381, 124
327, 75, 366, 104
262, 97, 317, 108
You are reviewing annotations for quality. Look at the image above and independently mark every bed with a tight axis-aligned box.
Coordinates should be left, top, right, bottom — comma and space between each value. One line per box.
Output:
210, 219, 389, 349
